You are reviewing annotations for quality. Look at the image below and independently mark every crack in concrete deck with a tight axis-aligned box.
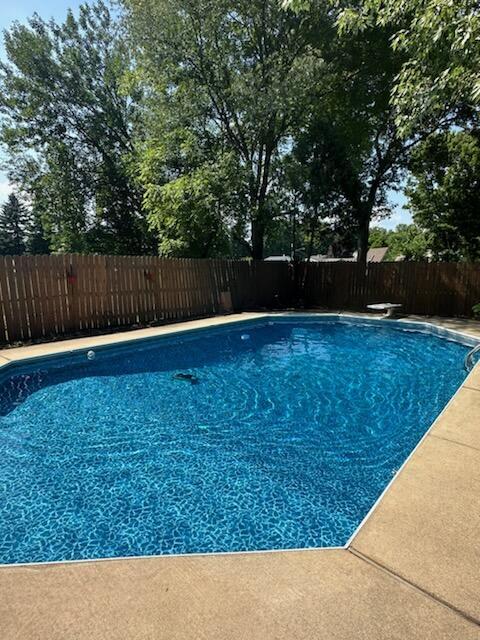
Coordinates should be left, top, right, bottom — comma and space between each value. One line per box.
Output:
349, 548, 480, 629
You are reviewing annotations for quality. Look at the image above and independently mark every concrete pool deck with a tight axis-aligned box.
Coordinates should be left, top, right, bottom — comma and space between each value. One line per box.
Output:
0, 311, 479, 639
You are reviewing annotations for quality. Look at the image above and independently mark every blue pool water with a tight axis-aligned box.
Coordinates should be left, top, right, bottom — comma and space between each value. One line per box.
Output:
0, 317, 470, 564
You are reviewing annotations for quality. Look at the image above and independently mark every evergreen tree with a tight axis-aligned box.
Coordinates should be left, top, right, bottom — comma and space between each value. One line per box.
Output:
25, 210, 50, 255
0, 193, 27, 255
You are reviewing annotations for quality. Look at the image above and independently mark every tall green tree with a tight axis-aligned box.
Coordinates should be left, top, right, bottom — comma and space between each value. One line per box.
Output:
334, 0, 480, 135
0, 1, 154, 254
406, 131, 480, 261
283, 0, 480, 263
368, 226, 390, 250
385, 224, 431, 261
369, 224, 431, 261
283, 120, 345, 260
125, 0, 329, 258
0, 193, 27, 255
25, 210, 50, 255
300, 20, 409, 264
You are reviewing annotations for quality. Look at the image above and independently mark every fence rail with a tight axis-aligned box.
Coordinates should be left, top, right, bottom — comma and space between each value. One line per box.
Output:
303, 262, 480, 317
0, 255, 292, 345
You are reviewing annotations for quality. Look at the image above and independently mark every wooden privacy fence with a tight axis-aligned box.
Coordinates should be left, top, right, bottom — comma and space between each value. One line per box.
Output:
0, 256, 293, 344
1, 256, 479, 345
303, 262, 480, 317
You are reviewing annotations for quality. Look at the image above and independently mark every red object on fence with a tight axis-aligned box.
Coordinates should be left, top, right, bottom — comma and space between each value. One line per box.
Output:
144, 270, 154, 282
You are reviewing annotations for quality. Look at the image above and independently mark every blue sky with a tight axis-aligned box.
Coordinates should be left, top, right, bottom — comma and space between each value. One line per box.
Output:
0, 1, 412, 230
0, 1, 83, 57
380, 190, 411, 230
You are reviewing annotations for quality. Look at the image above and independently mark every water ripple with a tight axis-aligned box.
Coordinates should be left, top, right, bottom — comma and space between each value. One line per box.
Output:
0, 319, 468, 563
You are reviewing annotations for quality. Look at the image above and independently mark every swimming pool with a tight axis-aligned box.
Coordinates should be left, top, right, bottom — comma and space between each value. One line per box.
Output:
0, 316, 472, 564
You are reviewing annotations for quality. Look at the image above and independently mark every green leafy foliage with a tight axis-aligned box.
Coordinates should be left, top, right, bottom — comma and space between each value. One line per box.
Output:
141, 149, 236, 257
124, 0, 329, 258
0, 1, 155, 254
296, 20, 407, 262
369, 224, 431, 261
368, 226, 390, 250
333, 0, 480, 135
0, 0, 478, 262
406, 132, 480, 261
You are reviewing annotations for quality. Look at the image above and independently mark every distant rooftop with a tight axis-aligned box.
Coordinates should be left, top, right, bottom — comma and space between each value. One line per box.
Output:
367, 247, 389, 262
308, 247, 389, 263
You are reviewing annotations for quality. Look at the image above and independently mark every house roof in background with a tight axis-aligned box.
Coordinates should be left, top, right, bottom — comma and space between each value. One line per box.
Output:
367, 247, 388, 262
308, 247, 389, 263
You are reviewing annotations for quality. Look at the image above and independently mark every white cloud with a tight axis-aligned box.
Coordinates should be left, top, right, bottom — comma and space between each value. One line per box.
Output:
0, 178, 12, 203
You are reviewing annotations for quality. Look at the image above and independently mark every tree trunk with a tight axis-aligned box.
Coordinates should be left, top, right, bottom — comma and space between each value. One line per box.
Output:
250, 145, 273, 260
251, 219, 265, 260
306, 207, 318, 262
356, 214, 370, 266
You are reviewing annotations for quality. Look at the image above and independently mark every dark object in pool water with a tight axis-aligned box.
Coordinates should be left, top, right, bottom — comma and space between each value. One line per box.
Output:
173, 372, 199, 384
